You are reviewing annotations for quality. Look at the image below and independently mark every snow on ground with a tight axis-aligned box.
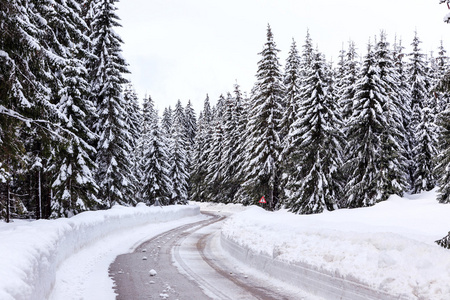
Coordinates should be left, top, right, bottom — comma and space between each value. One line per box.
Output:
0, 204, 201, 300
190, 201, 248, 214
222, 190, 450, 299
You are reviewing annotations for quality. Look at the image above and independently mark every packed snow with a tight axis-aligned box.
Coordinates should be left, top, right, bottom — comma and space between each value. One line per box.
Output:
1, 192, 450, 299
0, 204, 200, 300
222, 189, 450, 299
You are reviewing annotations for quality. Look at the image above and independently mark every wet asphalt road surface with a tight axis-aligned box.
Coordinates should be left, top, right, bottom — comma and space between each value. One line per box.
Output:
109, 213, 302, 300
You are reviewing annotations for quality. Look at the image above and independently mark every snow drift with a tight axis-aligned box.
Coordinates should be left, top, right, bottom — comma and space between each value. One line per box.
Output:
0, 204, 199, 300
221, 190, 450, 299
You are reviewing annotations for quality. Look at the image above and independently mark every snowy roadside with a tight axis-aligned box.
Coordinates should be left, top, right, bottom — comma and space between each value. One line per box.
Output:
221, 190, 450, 299
0, 204, 201, 300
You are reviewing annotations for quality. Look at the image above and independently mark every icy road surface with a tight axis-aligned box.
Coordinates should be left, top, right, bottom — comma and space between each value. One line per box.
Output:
109, 212, 312, 300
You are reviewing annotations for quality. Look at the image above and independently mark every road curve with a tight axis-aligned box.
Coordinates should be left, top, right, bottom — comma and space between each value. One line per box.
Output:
109, 212, 307, 300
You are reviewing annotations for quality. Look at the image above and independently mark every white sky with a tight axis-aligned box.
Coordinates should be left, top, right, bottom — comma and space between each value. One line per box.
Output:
116, 0, 450, 112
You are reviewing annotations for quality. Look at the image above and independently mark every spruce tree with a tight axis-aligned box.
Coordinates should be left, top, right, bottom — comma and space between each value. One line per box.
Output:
435, 107, 450, 203
408, 32, 436, 193
224, 85, 247, 203
123, 84, 143, 200
285, 51, 344, 214
191, 96, 214, 202
89, 0, 136, 207
161, 106, 173, 137
345, 43, 391, 207
374, 32, 408, 197
169, 100, 189, 204
50, 47, 99, 217
339, 40, 360, 122
240, 25, 284, 210
280, 39, 301, 152
413, 107, 438, 193
434, 40, 450, 113
142, 116, 172, 206
204, 117, 225, 203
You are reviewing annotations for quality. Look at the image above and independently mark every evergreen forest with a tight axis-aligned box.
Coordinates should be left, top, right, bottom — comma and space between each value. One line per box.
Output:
2, 0, 450, 223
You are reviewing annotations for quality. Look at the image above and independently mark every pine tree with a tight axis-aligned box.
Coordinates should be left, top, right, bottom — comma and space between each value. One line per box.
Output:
345, 43, 392, 208
184, 100, 196, 200
191, 96, 214, 202
413, 107, 438, 193
184, 100, 197, 148
435, 107, 450, 203
169, 100, 189, 204
204, 116, 225, 203
393, 37, 413, 192
89, 0, 136, 207
339, 40, 360, 122
240, 25, 284, 210
285, 51, 344, 214
280, 39, 301, 150
202, 94, 213, 124
224, 85, 247, 203
161, 106, 173, 137
123, 84, 143, 200
49, 46, 99, 217
408, 31, 434, 192
0, 1, 40, 220
374, 32, 408, 197
142, 115, 172, 206
300, 29, 314, 77
434, 40, 450, 113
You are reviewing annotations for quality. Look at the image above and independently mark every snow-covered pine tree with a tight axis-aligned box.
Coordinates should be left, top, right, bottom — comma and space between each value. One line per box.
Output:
408, 31, 434, 193
161, 106, 173, 137
139, 95, 157, 170
436, 0, 450, 204
435, 106, 450, 203
39, 0, 102, 217
169, 100, 189, 204
204, 115, 225, 203
334, 43, 346, 108
191, 96, 214, 202
49, 45, 99, 217
338, 40, 360, 123
392, 37, 413, 192
408, 32, 430, 142
224, 84, 248, 203
285, 51, 344, 214
22, 0, 80, 219
240, 25, 284, 210
300, 29, 314, 78
142, 111, 172, 206
89, 0, 136, 207
184, 100, 197, 148
413, 106, 438, 193
184, 100, 197, 200
202, 94, 213, 124
0, 0, 43, 220
123, 84, 143, 200
345, 42, 392, 208
374, 32, 408, 197
280, 39, 301, 152
434, 41, 450, 113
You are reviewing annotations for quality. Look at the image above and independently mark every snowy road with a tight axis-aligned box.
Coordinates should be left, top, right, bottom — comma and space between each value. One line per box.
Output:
109, 212, 309, 300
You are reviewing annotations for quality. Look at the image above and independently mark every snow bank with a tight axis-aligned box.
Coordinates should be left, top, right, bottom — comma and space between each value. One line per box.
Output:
0, 204, 199, 300
190, 201, 248, 213
222, 191, 450, 299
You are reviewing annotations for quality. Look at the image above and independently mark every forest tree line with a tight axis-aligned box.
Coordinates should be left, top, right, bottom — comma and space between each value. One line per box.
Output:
2, 0, 450, 222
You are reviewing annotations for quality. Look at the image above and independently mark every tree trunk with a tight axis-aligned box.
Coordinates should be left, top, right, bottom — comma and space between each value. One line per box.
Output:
6, 179, 10, 223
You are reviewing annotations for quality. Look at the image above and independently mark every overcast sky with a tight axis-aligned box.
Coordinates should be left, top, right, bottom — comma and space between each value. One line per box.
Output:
116, 0, 450, 113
